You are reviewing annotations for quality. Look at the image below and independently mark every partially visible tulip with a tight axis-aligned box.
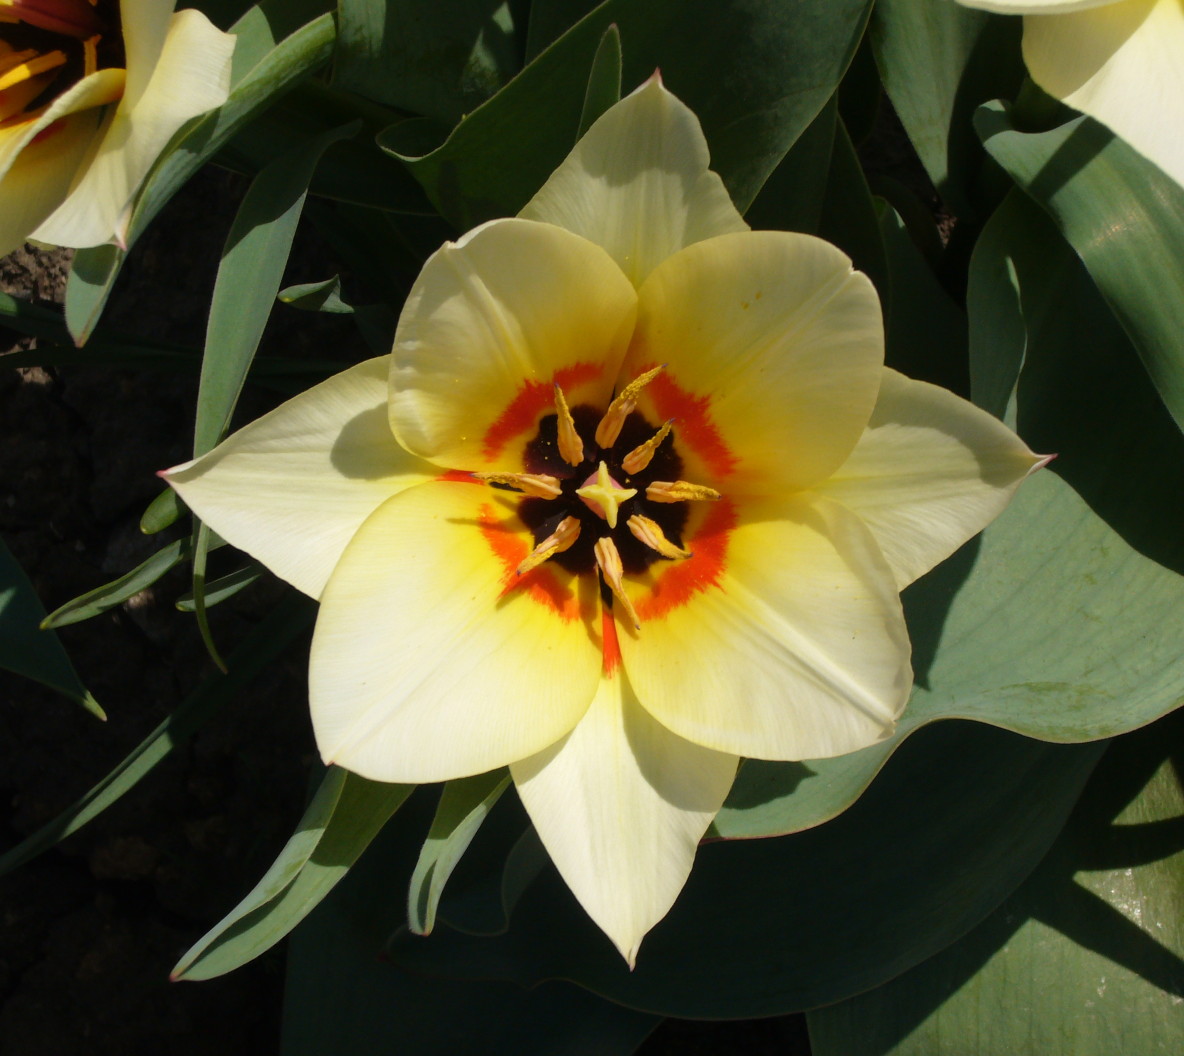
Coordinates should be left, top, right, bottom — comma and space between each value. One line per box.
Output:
0, 0, 234, 256
956, 0, 1184, 187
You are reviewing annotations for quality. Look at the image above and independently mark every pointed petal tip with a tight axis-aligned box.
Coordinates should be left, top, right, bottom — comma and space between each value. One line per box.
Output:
1033, 452, 1058, 472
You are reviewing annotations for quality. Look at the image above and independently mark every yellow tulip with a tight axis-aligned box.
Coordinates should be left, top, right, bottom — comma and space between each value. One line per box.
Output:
163, 78, 1044, 964
0, 0, 234, 255
956, 0, 1184, 186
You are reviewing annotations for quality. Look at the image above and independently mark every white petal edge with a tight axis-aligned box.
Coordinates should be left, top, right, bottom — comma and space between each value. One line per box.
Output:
163, 357, 436, 600
620, 495, 912, 761
311, 481, 601, 783
955, 0, 1120, 12
33, 6, 235, 248
520, 74, 748, 289
512, 658, 737, 967
1021, 0, 1184, 189
814, 368, 1045, 590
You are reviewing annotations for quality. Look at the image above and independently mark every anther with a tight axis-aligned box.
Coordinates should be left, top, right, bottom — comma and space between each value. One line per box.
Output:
471, 472, 562, 499
575, 461, 637, 529
594, 365, 664, 448
647, 480, 722, 503
0, 49, 68, 92
621, 419, 674, 475
627, 514, 691, 560
594, 536, 641, 630
517, 516, 581, 575
553, 383, 584, 467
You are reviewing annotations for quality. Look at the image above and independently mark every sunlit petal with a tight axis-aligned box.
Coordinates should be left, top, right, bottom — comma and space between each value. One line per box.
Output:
956, 1, 1119, 12
164, 358, 435, 600
389, 217, 637, 472
520, 74, 748, 288
620, 495, 911, 760
512, 654, 737, 966
815, 369, 1045, 590
33, 6, 235, 248
623, 230, 883, 493
311, 481, 600, 783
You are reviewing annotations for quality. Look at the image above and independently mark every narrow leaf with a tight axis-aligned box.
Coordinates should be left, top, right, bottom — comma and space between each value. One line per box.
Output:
175, 562, 264, 611
577, 23, 622, 138
140, 488, 183, 534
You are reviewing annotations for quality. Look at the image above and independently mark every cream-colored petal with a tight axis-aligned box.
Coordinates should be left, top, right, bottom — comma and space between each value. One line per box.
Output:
955, 1, 1119, 13
310, 481, 600, 783
814, 369, 1044, 590
520, 75, 748, 289
620, 495, 911, 761
33, 6, 234, 248
0, 66, 124, 254
1022, 0, 1184, 188
118, 0, 175, 107
512, 656, 737, 966
163, 358, 435, 600
623, 231, 883, 494
389, 217, 637, 472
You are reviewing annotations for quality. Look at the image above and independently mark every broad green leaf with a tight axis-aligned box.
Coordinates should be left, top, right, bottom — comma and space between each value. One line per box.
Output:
389, 723, 1104, 1017
977, 102, 1184, 435
818, 117, 890, 305
173, 770, 413, 981
0, 535, 102, 718
40, 538, 189, 630
381, 0, 872, 229
140, 488, 183, 534
0, 597, 314, 876
284, 790, 660, 1055
577, 23, 622, 138
65, 8, 337, 344
870, 0, 1022, 218
335, 0, 524, 122
175, 562, 264, 612
808, 713, 1184, 1055
407, 770, 510, 936
711, 187, 1184, 843
278, 276, 353, 314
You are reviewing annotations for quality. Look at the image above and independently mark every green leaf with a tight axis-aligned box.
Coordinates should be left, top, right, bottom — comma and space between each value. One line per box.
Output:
711, 188, 1184, 843
175, 562, 264, 612
977, 102, 1184, 435
65, 6, 337, 344
283, 790, 660, 1055
140, 488, 183, 534
173, 770, 413, 981
381, 0, 872, 229
0, 535, 102, 718
278, 275, 353, 314
40, 538, 189, 630
0, 597, 314, 876
334, 0, 524, 122
389, 723, 1105, 1018
407, 770, 510, 936
870, 0, 1023, 218
577, 23, 622, 138
807, 712, 1184, 1055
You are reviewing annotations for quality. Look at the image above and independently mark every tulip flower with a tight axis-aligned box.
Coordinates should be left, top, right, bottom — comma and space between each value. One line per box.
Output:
0, 0, 234, 256
956, 0, 1184, 187
163, 78, 1043, 964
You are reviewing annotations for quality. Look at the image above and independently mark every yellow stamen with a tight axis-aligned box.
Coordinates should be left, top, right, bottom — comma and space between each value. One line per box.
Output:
594, 536, 641, 630
621, 419, 674, 475
472, 472, 562, 499
575, 460, 637, 529
0, 48, 67, 92
517, 516, 581, 575
627, 514, 691, 560
647, 480, 722, 503
594, 365, 664, 448
553, 383, 584, 467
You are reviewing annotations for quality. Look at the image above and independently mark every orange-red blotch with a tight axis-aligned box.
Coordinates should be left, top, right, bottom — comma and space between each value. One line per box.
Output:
637, 499, 736, 621
601, 607, 621, 677
436, 468, 478, 484
482, 361, 604, 461
478, 503, 584, 621
29, 118, 65, 146
644, 369, 738, 480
